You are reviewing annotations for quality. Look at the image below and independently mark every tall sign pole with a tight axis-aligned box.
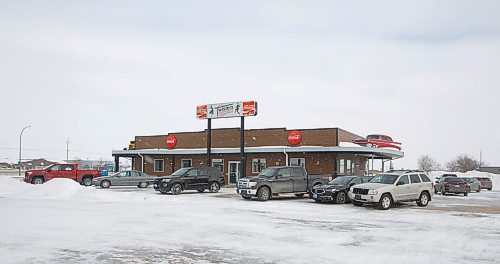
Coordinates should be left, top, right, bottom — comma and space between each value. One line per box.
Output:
19, 126, 31, 176
196, 101, 257, 182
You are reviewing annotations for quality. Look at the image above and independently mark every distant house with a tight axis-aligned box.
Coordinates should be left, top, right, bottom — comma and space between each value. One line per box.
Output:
479, 167, 500, 175
18, 159, 56, 170
67, 159, 116, 172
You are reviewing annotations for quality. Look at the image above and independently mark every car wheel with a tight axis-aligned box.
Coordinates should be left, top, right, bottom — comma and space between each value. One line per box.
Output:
100, 180, 111, 188
32, 177, 44, 185
464, 192, 468, 196
441, 188, 446, 195
138, 182, 149, 188
352, 200, 363, 207
257, 186, 271, 201
477, 186, 481, 193
294, 193, 305, 198
209, 182, 220, 193
171, 183, 183, 195
377, 194, 392, 210
488, 188, 492, 191
417, 192, 430, 207
335, 191, 347, 204
81, 176, 93, 186
242, 195, 252, 200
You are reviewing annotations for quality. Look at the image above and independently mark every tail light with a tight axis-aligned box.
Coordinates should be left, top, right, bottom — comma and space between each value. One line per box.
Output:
445, 183, 453, 187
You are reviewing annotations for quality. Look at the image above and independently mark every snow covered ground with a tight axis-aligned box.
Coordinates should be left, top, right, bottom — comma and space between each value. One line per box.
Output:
1, 175, 500, 264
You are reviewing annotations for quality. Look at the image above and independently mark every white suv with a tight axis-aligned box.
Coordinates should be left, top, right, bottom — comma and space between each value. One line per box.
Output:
349, 171, 433, 210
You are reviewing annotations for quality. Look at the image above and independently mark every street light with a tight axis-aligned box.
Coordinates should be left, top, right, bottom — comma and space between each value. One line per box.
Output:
19, 126, 31, 176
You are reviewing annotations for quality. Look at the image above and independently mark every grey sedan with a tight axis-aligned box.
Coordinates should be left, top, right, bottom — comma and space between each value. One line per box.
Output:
92, 170, 157, 188
463, 177, 481, 192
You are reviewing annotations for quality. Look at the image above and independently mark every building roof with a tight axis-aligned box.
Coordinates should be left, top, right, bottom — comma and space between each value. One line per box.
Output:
112, 144, 403, 160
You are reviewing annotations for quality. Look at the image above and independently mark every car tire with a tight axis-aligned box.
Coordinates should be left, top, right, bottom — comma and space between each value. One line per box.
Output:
257, 186, 271, 201
242, 195, 252, 200
488, 188, 492, 191
416, 192, 430, 207
294, 193, 305, 198
335, 191, 347, 204
477, 186, 481, 193
100, 180, 111, 188
31, 176, 44, 185
352, 200, 363, 207
171, 183, 183, 195
377, 194, 392, 210
81, 176, 93, 186
464, 192, 468, 196
138, 182, 149, 188
209, 182, 220, 193
441, 188, 446, 195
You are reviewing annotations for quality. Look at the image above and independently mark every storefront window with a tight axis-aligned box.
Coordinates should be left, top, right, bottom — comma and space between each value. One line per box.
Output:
154, 159, 164, 172
346, 160, 352, 175
339, 159, 345, 175
182, 159, 192, 168
252, 158, 266, 173
212, 159, 224, 172
290, 158, 305, 167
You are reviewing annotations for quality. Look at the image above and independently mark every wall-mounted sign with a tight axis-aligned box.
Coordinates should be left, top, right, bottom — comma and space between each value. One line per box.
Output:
196, 101, 258, 119
166, 135, 177, 149
288, 130, 302, 145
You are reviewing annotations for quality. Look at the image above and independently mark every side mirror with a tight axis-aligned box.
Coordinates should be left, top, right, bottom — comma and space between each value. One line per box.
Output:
46, 169, 51, 172
275, 174, 282, 179
349, 182, 356, 187
397, 181, 405, 186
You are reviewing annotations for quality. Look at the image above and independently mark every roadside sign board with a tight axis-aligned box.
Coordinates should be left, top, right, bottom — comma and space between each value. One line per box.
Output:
196, 101, 258, 119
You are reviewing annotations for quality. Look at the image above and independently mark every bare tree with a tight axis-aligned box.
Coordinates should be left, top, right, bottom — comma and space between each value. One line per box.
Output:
446, 154, 479, 172
418, 155, 439, 171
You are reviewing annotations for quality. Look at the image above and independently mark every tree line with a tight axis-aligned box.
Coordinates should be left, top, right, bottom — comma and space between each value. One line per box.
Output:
417, 154, 483, 173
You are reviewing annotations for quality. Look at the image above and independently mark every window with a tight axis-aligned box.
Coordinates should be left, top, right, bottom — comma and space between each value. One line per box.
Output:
398, 175, 409, 185
182, 159, 192, 168
277, 168, 291, 178
351, 177, 362, 185
186, 169, 198, 177
419, 174, 431, 182
252, 158, 266, 173
290, 158, 305, 168
346, 160, 352, 175
61, 164, 74, 171
154, 159, 164, 172
51, 165, 62, 171
131, 171, 140, 177
291, 167, 304, 177
410, 174, 421, 183
212, 159, 224, 172
339, 159, 345, 175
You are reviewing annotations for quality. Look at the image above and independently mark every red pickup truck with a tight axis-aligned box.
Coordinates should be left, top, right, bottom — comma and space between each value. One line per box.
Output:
24, 164, 101, 186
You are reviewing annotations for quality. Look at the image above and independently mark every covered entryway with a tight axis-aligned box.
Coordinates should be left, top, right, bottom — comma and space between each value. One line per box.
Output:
228, 161, 241, 184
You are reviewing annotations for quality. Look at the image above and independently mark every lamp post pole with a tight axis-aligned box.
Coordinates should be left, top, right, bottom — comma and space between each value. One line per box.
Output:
19, 126, 31, 176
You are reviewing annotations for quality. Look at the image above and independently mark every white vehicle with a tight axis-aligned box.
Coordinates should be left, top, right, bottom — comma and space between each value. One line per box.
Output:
349, 170, 433, 210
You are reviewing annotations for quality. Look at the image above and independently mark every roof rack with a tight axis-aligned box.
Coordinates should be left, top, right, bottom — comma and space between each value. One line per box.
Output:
388, 169, 425, 173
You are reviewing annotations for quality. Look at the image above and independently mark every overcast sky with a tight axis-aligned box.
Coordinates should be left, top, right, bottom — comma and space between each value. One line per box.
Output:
1, 0, 499, 169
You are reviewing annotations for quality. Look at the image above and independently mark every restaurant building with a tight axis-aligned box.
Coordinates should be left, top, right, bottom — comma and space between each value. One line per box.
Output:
112, 127, 404, 185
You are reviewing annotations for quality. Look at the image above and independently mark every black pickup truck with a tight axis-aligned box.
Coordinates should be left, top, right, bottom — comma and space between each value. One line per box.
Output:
236, 166, 330, 201
153, 167, 224, 195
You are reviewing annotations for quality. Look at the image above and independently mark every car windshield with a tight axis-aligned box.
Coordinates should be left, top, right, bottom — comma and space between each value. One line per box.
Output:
258, 168, 278, 177
329, 177, 355, 185
369, 174, 399, 184
171, 168, 191, 176
446, 178, 465, 183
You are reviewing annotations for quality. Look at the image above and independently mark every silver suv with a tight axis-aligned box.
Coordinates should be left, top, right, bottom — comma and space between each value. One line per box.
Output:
349, 171, 433, 210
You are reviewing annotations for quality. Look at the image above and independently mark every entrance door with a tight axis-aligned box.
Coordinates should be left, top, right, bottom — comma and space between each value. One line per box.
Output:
228, 161, 241, 184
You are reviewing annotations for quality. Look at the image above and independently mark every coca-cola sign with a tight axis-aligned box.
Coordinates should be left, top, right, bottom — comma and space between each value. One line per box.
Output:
288, 130, 302, 145
166, 135, 177, 149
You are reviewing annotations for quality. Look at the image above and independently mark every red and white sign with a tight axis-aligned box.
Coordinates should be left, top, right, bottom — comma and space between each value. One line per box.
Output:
196, 101, 258, 119
288, 130, 302, 145
166, 135, 177, 149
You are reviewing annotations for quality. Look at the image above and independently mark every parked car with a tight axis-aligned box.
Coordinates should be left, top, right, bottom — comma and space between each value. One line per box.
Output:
352, 134, 402, 150
153, 167, 224, 195
434, 177, 469, 196
311, 176, 372, 204
236, 166, 329, 201
349, 171, 433, 210
92, 170, 156, 188
462, 177, 481, 192
434, 173, 457, 185
24, 164, 101, 186
475, 177, 493, 191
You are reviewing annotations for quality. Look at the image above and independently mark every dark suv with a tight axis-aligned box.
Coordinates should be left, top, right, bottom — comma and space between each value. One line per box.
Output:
311, 176, 372, 204
153, 167, 224, 195
434, 177, 469, 196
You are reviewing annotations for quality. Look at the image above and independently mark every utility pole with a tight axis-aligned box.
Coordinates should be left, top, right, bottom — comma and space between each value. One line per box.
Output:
66, 139, 70, 162
19, 126, 31, 176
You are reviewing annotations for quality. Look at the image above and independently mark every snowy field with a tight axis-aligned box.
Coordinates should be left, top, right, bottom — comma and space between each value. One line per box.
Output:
1, 175, 500, 264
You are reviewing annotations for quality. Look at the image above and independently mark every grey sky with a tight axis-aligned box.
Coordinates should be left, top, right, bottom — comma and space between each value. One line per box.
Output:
1, 0, 499, 169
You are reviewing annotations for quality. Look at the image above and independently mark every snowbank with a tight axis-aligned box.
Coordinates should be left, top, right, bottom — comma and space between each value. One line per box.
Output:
427, 170, 500, 190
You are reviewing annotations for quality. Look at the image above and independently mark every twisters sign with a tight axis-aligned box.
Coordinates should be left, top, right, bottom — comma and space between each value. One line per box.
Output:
197, 101, 258, 119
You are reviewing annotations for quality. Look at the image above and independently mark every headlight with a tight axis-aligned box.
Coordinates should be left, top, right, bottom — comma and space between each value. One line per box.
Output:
329, 189, 337, 192
249, 182, 257, 187
162, 179, 171, 183
368, 189, 379, 195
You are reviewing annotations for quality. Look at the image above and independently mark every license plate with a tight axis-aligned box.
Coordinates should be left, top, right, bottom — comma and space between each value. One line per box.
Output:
455, 185, 460, 188
355, 195, 361, 200
313, 194, 317, 199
